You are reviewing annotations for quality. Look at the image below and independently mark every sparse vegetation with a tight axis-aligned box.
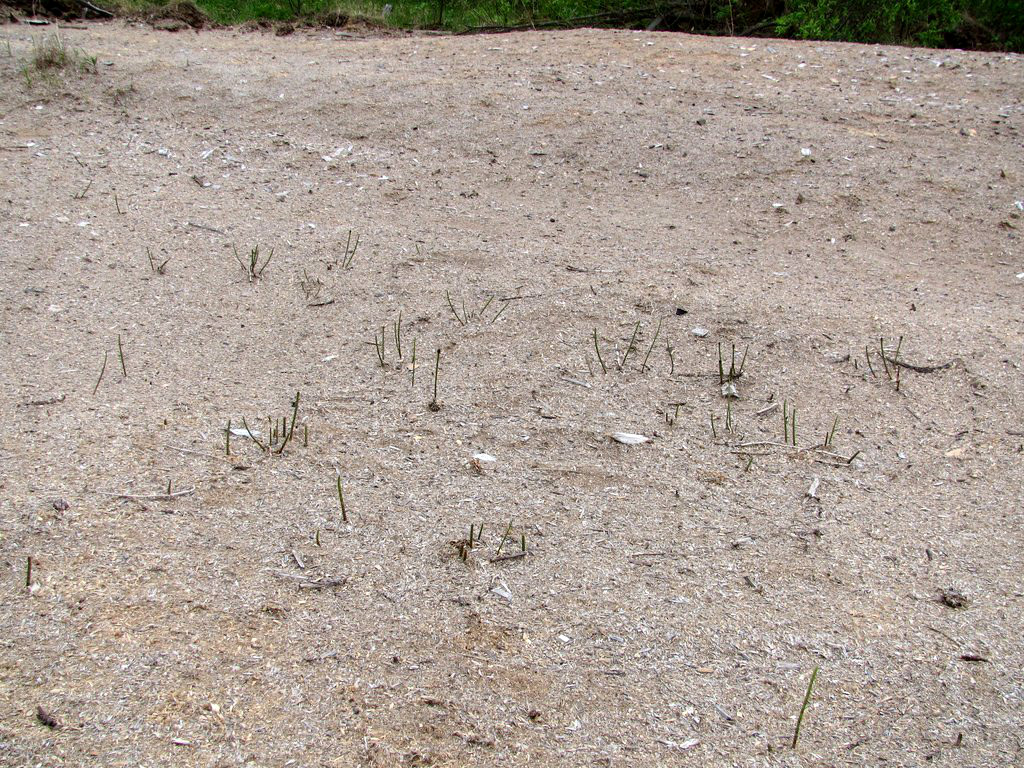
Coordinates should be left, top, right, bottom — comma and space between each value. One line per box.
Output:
591, 318, 671, 375
234, 244, 272, 282
147, 248, 171, 274
445, 289, 507, 326
30, 32, 97, 75
330, 228, 359, 270
235, 392, 303, 455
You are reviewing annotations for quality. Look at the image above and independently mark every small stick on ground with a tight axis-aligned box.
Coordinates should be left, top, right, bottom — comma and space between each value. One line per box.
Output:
491, 551, 527, 563
19, 394, 66, 407
101, 485, 196, 501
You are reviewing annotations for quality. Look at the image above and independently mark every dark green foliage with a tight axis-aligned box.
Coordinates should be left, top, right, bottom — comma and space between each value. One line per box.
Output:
957, 0, 1024, 50
777, 0, 958, 47
776, 0, 1022, 50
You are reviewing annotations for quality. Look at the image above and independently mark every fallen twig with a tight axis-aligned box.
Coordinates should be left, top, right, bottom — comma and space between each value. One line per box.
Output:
19, 394, 65, 407
78, 0, 113, 17
100, 485, 196, 501
186, 221, 225, 235
297, 577, 346, 590
491, 551, 527, 563
883, 355, 960, 373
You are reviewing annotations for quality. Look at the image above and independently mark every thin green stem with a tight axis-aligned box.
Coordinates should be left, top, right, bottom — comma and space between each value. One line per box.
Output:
117, 334, 127, 377
640, 318, 662, 373
337, 476, 347, 522
495, 521, 513, 556
593, 329, 607, 374
446, 290, 466, 326
620, 320, 641, 370
489, 300, 510, 324
93, 351, 108, 395
430, 348, 441, 409
792, 666, 819, 749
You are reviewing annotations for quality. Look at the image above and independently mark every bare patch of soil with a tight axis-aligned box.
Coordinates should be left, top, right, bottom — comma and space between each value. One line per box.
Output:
0, 21, 1022, 767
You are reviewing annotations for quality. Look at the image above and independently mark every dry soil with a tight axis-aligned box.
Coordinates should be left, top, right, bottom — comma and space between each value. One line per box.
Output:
0, 20, 1023, 768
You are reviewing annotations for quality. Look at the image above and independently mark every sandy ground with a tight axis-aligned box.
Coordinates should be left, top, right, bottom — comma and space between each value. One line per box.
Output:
0, 19, 1022, 768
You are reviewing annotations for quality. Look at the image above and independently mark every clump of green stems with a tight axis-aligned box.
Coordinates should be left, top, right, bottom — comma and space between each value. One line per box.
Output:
824, 416, 839, 448
336, 229, 359, 269
593, 318, 666, 374
374, 313, 415, 371
865, 335, 904, 391
494, 521, 527, 558
445, 290, 508, 325
782, 400, 797, 446
460, 523, 485, 560
147, 247, 170, 274
718, 342, 748, 384
238, 391, 302, 455
234, 244, 272, 282
665, 402, 681, 426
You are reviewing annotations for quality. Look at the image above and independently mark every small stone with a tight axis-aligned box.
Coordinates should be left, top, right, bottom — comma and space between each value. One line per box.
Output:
611, 432, 650, 445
